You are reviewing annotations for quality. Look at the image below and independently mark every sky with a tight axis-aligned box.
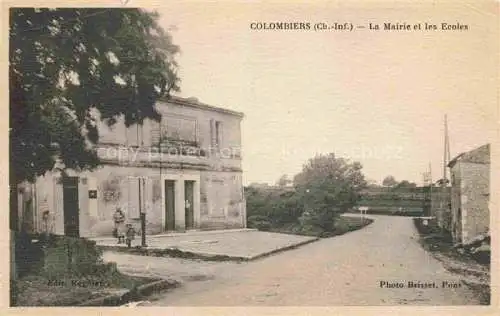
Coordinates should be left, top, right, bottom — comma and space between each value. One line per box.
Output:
155, 1, 498, 186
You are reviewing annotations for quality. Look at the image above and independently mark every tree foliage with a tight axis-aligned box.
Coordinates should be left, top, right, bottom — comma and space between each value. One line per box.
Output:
245, 186, 304, 227
276, 174, 292, 187
293, 153, 367, 230
395, 180, 417, 189
9, 8, 180, 184
382, 175, 398, 187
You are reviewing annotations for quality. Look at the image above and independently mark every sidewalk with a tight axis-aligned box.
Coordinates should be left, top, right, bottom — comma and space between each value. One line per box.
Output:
91, 229, 319, 261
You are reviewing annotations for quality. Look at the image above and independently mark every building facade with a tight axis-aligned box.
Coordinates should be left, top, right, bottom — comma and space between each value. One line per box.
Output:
430, 185, 452, 233
448, 144, 490, 245
17, 96, 246, 237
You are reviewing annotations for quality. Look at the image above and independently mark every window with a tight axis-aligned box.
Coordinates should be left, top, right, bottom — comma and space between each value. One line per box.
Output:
126, 177, 140, 219
126, 124, 143, 147
151, 116, 197, 146
125, 177, 148, 219
210, 119, 223, 149
215, 121, 222, 146
150, 120, 161, 145
164, 116, 197, 143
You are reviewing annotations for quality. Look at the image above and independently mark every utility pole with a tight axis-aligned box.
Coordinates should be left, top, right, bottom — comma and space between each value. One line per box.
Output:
429, 162, 434, 218
443, 114, 450, 184
429, 161, 433, 200
422, 165, 432, 217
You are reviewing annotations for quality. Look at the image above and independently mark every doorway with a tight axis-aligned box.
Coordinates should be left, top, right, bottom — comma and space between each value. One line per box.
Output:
185, 180, 195, 229
62, 177, 79, 237
164, 180, 176, 231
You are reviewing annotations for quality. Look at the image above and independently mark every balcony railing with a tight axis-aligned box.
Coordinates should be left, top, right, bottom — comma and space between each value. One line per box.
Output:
154, 138, 207, 157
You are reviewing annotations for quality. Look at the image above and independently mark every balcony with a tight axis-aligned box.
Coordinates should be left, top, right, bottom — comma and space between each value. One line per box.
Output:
95, 140, 242, 172
154, 138, 207, 158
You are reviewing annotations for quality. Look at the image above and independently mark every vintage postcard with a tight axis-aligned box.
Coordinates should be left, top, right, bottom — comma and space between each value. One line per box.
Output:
3, 0, 499, 313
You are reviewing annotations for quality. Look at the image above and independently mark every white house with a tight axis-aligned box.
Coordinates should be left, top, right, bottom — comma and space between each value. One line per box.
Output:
17, 96, 246, 237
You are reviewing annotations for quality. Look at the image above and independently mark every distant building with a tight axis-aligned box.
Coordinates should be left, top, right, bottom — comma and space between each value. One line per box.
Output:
16, 96, 246, 237
448, 144, 490, 245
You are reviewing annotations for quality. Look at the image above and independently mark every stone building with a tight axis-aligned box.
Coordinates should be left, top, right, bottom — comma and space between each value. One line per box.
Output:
448, 144, 490, 245
430, 185, 452, 233
17, 96, 246, 237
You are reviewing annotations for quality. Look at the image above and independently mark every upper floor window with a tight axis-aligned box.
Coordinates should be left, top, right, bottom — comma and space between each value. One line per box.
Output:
211, 119, 223, 149
151, 115, 197, 146
126, 124, 143, 147
164, 116, 197, 143
215, 121, 222, 146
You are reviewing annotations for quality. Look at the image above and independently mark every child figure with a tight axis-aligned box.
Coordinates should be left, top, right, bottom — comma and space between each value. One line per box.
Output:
125, 223, 136, 248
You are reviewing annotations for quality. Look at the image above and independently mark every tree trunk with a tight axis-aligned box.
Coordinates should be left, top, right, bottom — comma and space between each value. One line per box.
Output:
10, 180, 18, 231
10, 230, 18, 306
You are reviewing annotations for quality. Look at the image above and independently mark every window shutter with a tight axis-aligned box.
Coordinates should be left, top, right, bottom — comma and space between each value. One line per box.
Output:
151, 121, 161, 146
152, 178, 161, 202
218, 122, 223, 148
126, 178, 132, 218
145, 178, 154, 213
141, 178, 148, 214
127, 178, 140, 219
126, 125, 139, 147
138, 124, 144, 146
210, 119, 216, 149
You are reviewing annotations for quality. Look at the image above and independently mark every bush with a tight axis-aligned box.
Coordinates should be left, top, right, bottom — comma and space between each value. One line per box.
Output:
270, 215, 373, 238
334, 216, 373, 234
245, 187, 305, 227
470, 244, 490, 265
14, 231, 46, 277
413, 218, 442, 235
14, 233, 105, 279
298, 207, 340, 232
362, 207, 424, 217
247, 215, 273, 230
42, 235, 103, 278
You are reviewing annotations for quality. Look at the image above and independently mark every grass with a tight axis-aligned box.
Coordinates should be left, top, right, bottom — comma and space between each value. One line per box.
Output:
11, 234, 174, 307
97, 245, 248, 262
413, 218, 491, 305
412, 218, 463, 258
349, 207, 424, 217
413, 218, 489, 268
267, 215, 374, 238
329, 216, 374, 237
13, 268, 159, 306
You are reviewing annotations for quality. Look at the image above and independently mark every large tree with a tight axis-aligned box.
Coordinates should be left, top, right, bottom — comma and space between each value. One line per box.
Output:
293, 153, 367, 230
276, 174, 292, 187
9, 8, 180, 229
395, 180, 418, 189
382, 175, 398, 187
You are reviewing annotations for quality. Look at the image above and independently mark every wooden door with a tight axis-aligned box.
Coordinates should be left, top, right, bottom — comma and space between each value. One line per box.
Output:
63, 177, 79, 237
165, 180, 176, 231
184, 181, 195, 229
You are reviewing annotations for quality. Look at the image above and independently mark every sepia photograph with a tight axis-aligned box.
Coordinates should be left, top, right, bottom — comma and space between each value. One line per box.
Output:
5, 0, 498, 310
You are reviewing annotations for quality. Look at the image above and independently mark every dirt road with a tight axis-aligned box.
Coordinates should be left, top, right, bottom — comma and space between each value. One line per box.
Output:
109, 215, 482, 306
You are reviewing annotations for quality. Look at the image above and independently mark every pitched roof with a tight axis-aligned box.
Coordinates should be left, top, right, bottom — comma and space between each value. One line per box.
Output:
448, 143, 490, 168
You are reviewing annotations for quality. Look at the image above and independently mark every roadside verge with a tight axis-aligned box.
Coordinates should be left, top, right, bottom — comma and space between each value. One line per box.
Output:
412, 218, 490, 305
78, 279, 179, 306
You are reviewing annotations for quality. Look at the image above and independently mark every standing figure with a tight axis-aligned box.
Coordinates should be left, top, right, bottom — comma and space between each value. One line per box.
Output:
125, 223, 136, 248
113, 208, 126, 244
